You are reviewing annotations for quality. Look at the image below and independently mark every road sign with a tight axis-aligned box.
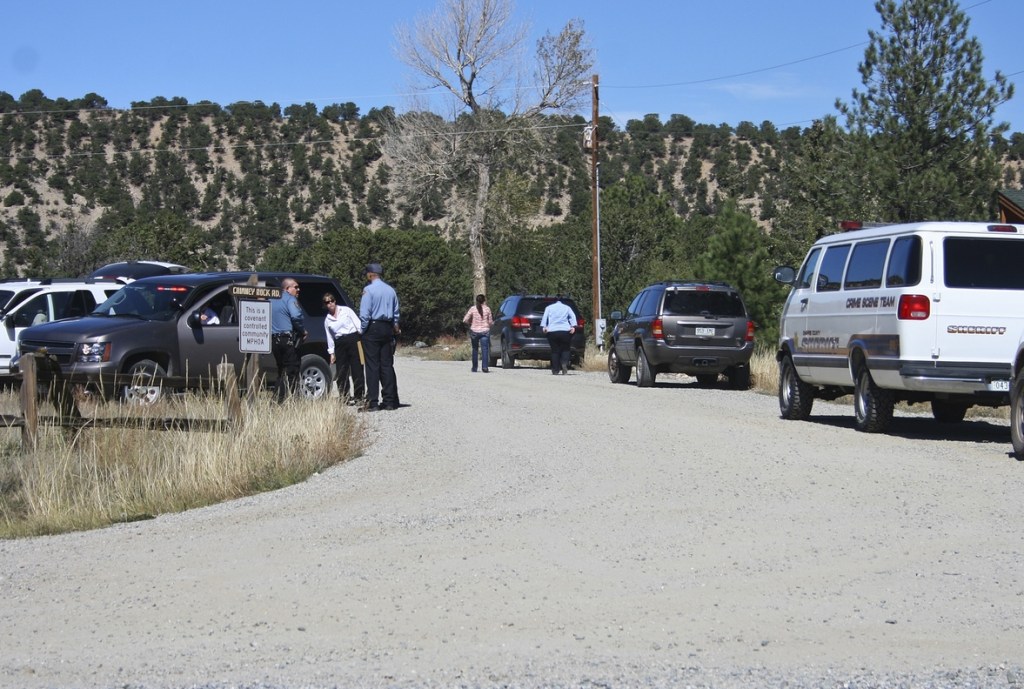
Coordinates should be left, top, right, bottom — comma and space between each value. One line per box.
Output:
230, 284, 281, 300
238, 299, 272, 353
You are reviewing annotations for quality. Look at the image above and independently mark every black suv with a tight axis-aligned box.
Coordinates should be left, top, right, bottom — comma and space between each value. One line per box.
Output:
607, 280, 755, 389
17, 272, 353, 402
489, 295, 586, 369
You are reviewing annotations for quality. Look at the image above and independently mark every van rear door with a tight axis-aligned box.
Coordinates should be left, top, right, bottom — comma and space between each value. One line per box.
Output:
933, 234, 1024, 383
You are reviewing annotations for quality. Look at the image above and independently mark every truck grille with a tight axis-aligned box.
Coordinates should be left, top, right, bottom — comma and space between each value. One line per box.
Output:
19, 339, 77, 365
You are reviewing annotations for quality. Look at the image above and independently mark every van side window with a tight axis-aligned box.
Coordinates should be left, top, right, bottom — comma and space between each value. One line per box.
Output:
796, 247, 822, 289
816, 245, 851, 292
944, 237, 1024, 289
886, 236, 922, 287
844, 239, 889, 290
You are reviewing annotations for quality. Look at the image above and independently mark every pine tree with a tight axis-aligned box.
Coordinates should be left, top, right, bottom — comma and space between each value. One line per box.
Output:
836, 0, 1014, 222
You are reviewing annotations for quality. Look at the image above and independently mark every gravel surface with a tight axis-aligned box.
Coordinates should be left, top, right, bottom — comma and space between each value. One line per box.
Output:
1, 355, 1023, 688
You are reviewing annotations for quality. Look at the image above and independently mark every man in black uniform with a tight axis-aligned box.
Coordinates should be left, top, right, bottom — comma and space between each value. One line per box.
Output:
270, 277, 306, 402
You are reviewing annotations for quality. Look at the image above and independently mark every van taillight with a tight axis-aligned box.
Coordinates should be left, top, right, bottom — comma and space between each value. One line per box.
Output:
511, 315, 531, 330
576, 317, 585, 329
898, 294, 930, 320
745, 320, 756, 342
987, 224, 1018, 233
652, 318, 664, 340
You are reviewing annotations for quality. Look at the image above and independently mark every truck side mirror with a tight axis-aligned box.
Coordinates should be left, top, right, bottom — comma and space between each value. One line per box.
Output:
772, 266, 796, 285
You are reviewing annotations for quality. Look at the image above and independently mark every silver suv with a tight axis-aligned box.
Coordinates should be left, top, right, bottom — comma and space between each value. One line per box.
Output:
607, 280, 755, 389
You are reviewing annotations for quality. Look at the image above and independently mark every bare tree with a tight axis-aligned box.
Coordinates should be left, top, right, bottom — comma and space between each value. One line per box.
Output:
383, 0, 592, 295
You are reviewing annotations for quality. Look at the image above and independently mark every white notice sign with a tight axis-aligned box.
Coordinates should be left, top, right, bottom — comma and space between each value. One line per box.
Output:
239, 300, 272, 353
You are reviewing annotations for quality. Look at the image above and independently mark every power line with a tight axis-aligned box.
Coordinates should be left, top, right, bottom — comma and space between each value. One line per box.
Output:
604, 41, 870, 91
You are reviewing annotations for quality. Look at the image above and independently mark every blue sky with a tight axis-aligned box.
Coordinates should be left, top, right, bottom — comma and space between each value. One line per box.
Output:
4, 0, 1023, 133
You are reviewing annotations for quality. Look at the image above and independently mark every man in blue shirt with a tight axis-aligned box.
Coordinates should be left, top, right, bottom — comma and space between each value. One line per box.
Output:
359, 263, 401, 411
540, 297, 577, 375
270, 277, 306, 402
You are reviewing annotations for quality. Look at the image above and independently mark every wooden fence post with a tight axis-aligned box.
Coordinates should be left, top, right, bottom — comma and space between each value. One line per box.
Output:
219, 362, 242, 429
243, 353, 262, 403
19, 354, 38, 452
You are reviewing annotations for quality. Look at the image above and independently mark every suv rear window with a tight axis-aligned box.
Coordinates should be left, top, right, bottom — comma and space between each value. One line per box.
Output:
663, 290, 745, 317
944, 237, 1024, 289
519, 298, 577, 315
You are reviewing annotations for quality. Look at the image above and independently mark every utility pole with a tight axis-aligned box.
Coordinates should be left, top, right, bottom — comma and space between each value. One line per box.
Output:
588, 74, 603, 349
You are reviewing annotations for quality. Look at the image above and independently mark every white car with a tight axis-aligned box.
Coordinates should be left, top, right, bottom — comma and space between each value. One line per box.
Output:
773, 221, 1024, 434
0, 278, 124, 379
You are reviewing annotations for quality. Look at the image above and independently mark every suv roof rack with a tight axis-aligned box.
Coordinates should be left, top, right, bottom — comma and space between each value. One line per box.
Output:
35, 277, 125, 285
657, 279, 735, 289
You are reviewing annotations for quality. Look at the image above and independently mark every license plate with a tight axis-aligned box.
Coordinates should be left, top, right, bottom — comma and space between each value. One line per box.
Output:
989, 379, 1010, 392
695, 327, 715, 336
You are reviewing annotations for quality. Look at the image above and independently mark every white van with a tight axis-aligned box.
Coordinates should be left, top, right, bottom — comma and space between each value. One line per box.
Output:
0, 278, 123, 379
773, 221, 1024, 433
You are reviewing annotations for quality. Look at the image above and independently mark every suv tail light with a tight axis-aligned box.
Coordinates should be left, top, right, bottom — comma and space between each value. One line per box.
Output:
576, 317, 585, 329
511, 315, 531, 330
652, 318, 664, 340
898, 294, 930, 320
744, 320, 756, 342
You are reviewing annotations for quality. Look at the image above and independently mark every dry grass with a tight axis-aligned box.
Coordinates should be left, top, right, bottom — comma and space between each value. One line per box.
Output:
0, 391, 365, 538
749, 346, 779, 394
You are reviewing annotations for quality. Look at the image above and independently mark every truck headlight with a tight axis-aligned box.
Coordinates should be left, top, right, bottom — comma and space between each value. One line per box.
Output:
77, 342, 111, 363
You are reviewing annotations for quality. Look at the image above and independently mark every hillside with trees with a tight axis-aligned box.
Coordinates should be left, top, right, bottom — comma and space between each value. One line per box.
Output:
0, 0, 1020, 343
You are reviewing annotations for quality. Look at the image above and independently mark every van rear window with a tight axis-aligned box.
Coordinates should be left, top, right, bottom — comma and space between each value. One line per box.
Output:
944, 237, 1024, 289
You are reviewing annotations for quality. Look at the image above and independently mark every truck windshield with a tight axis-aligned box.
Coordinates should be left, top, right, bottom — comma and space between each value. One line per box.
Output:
93, 283, 194, 321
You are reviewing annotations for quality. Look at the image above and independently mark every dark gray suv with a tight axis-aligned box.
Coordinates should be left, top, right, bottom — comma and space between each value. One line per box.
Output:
607, 280, 755, 389
17, 272, 352, 403
489, 294, 586, 369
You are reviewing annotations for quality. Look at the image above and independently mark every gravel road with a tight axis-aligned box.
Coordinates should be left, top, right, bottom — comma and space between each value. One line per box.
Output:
1, 354, 1023, 689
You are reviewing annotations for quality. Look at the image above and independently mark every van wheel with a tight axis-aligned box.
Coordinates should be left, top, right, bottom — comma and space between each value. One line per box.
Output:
1011, 371, 1024, 459
931, 400, 968, 424
635, 347, 656, 387
501, 340, 515, 369
122, 359, 166, 406
299, 355, 332, 400
853, 365, 894, 433
779, 354, 813, 420
608, 347, 631, 384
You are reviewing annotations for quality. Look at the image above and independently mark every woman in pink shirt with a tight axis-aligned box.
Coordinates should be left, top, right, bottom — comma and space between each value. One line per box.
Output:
462, 294, 494, 373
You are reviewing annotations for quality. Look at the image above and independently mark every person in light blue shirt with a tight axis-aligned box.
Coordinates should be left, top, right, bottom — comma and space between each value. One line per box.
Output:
270, 277, 306, 402
540, 297, 577, 375
359, 263, 401, 411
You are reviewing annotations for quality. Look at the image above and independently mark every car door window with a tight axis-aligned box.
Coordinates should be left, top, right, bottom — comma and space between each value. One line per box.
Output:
638, 289, 661, 317
796, 247, 822, 289
51, 290, 96, 319
816, 245, 851, 292
626, 292, 645, 318
13, 293, 51, 327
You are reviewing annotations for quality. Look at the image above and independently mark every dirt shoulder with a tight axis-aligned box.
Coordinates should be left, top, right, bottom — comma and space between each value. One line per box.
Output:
1, 356, 1022, 688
